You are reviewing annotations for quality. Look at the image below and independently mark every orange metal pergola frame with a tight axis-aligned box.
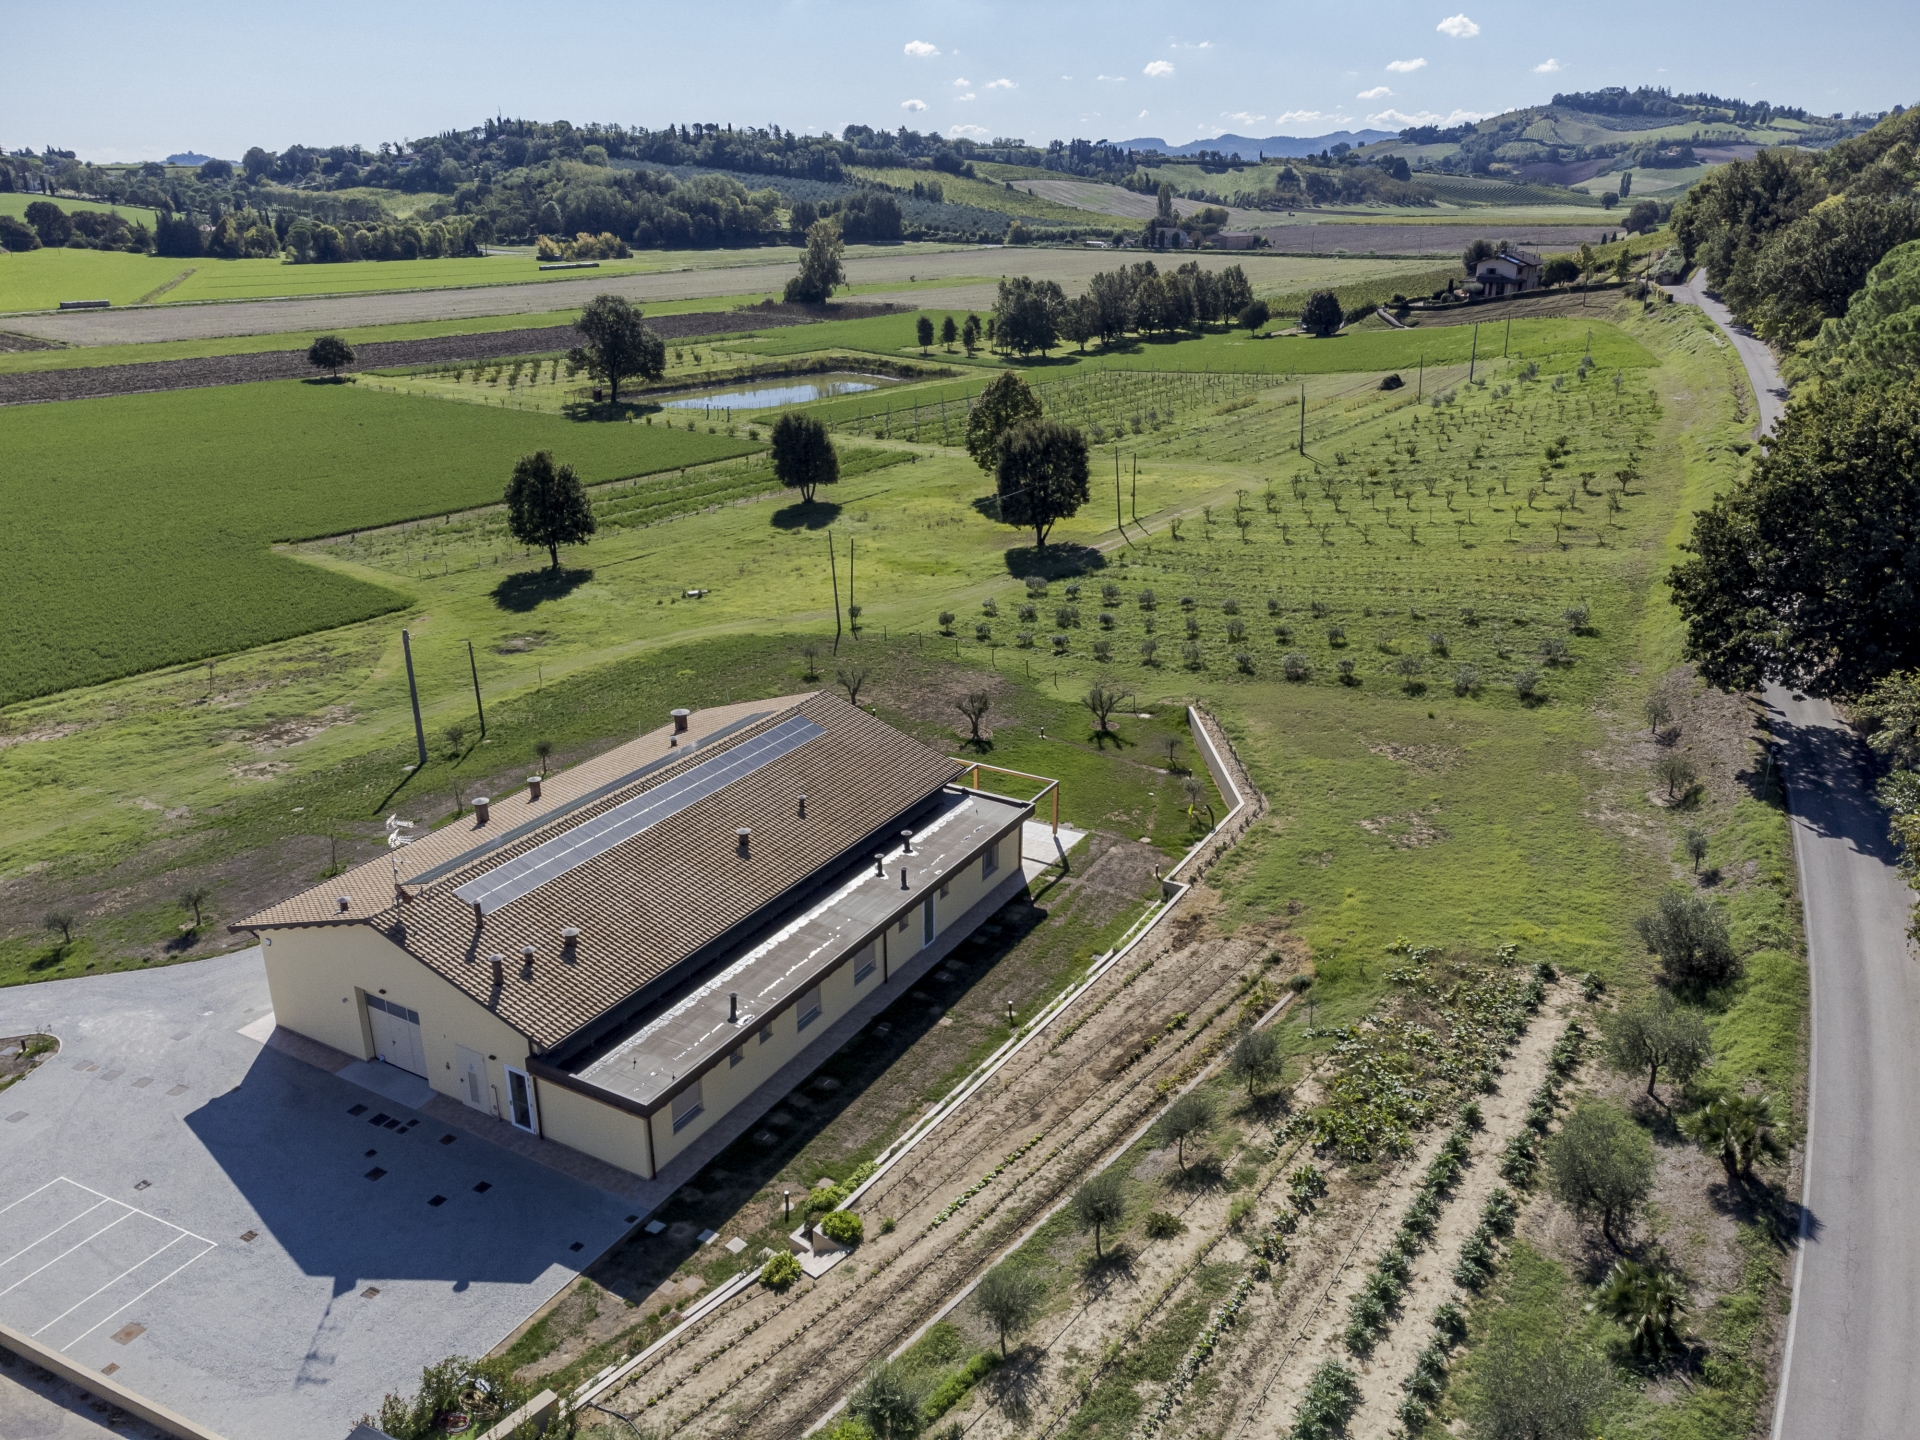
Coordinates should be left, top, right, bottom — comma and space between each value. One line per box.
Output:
952, 761, 1060, 835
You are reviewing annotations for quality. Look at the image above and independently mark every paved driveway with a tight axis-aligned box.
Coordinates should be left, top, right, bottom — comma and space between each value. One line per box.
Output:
0, 951, 635, 1440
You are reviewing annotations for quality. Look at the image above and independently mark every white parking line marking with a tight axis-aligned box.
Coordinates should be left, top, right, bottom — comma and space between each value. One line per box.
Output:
0, 1177, 75, 1216
0, 1197, 117, 1269
34, 1232, 189, 1338
62, 1241, 219, 1349
0, 1210, 137, 1299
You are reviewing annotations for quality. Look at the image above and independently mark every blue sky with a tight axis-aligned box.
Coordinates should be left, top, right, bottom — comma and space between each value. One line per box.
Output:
5, 0, 1914, 161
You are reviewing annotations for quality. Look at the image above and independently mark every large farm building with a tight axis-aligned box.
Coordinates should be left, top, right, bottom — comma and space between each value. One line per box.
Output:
235, 693, 1036, 1181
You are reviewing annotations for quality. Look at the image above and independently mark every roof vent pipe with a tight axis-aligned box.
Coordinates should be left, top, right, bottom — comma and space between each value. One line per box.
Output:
527, 776, 542, 802
874, 852, 885, 877
473, 797, 491, 825
672, 708, 691, 734
522, 945, 536, 976
336, 896, 351, 913
490, 954, 504, 987
729, 991, 739, 1023
901, 829, 914, 855
901, 866, 910, 891
737, 828, 752, 857
797, 794, 806, 818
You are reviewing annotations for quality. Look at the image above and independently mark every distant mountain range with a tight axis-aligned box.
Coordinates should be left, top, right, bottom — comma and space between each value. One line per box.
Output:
1113, 131, 1397, 158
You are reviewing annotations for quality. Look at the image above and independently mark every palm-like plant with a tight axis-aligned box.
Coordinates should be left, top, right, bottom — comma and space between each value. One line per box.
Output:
1586, 1258, 1688, 1362
1683, 1094, 1785, 1183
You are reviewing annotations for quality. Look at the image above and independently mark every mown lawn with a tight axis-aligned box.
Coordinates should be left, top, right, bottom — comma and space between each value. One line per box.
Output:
0, 381, 757, 703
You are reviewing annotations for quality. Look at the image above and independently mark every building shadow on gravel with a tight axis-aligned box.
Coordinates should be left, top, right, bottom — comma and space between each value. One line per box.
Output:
492, 567, 595, 612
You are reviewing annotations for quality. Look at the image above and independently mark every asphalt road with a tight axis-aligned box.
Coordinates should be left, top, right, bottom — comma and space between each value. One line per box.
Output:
1674, 275, 1920, 1438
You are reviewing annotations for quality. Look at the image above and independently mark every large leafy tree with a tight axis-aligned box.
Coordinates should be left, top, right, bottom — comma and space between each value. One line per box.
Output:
784, 217, 845, 304
1300, 289, 1343, 337
505, 451, 597, 572
1737, 196, 1920, 342
995, 420, 1091, 552
1545, 1098, 1655, 1250
1602, 992, 1712, 1096
1667, 373, 1920, 694
992, 275, 1066, 355
307, 335, 354, 378
964, 370, 1043, 471
567, 293, 664, 405
769, 413, 839, 503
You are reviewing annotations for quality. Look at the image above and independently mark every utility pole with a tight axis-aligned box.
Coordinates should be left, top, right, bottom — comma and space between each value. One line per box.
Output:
1131, 455, 1139, 525
466, 640, 486, 739
828, 536, 842, 653
1469, 323, 1479, 384
1298, 384, 1305, 454
847, 537, 854, 637
1417, 354, 1423, 398
402, 629, 427, 768
1503, 314, 1511, 358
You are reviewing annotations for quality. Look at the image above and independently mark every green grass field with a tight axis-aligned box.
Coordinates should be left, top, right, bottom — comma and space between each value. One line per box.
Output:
0, 383, 757, 703
850, 168, 1103, 225
0, 194, 161, 226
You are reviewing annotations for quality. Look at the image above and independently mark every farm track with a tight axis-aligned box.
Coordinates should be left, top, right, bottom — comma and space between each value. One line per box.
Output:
589, 736, 1269, 1437
0, 305, 888, 407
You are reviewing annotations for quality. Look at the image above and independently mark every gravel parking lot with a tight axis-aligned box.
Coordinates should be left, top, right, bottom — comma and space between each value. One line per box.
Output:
0, 951, 636, 1440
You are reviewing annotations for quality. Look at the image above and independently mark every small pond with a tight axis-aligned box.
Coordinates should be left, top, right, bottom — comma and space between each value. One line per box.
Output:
661, 374, 881, 412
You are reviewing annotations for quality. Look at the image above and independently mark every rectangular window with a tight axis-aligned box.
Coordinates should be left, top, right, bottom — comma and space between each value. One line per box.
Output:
854, 943, 876, 985
922, 896, 936, 948
504, 1067, 540, 1135
982, 839, 999, 880
730, 1046, 744, 1067
671, 1078, 704, 1132
797, 985, 822, 1030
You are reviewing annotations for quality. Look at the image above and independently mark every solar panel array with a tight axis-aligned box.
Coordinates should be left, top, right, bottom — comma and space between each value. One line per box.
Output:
454, 715, 825, 916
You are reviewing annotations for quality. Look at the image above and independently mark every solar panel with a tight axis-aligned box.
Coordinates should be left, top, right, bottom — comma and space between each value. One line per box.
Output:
454, 714, 824, 915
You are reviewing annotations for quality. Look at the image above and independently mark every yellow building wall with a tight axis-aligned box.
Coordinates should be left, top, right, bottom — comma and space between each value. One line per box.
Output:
536, 1081, 656, 1177
264, 926, 532, 1120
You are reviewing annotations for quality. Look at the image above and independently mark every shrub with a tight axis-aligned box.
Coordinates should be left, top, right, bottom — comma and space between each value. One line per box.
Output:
1337, 658, 1358, 684
1654, 752, 1700, 800
761, 1250, 802, 1287
1635, 890, 1741, 989
1514, 668, 1543, 699
1288, 1361, 1361, 1439
1453, 665, 1479, 696
1143, 1209, 1185, 1240
819, 1211, 864, 1246
1283, 652, 1311, 681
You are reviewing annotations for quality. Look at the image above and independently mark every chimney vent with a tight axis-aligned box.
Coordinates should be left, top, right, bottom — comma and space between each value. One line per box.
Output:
901, 829, 914, 855
901, 866, 910, 891
473, 797, 491, 825
527, 776, 542, 801
671, 708, 691, 734
472, 901, 485, 926
874, 852, 885, 877
737, 828, 752, 857
797, 794, 807, 818
522, 945, 536, 976
490, 954, 504, 987
729, 991, 739, 1023
336, 895, 351, 913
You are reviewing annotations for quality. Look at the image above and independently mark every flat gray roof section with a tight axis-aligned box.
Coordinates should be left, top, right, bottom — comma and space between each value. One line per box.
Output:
569, 788, 1028, 1109
454, 714, 825, 916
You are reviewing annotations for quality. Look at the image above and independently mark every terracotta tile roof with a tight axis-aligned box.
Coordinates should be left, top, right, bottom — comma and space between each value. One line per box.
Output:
235, 693, 964, 1052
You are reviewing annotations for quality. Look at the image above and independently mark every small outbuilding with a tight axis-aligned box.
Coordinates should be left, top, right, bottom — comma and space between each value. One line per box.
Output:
235, 693, 1037, 1180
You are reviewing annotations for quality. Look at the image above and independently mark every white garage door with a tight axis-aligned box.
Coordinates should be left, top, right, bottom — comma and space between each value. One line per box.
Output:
367, 995, 427, 1077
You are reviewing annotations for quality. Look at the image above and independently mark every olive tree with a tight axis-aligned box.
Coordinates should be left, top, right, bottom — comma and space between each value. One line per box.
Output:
957, 691, 992, 744
1634, 890, 1741, 990
1602, 992, 1712, 1097
1071, 1170, 1127, 1258
1154, 1091, 1216, 1172
1227, 1026, 1285, 1098
1545, 1098, 1655, 1249
1464, 1325, 1614, 1439
973, 1263, 1045, 1355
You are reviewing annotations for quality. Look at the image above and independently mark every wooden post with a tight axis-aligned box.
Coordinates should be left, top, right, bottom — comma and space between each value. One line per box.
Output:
402, 629, 427, 768
828, 537, 842, 653
466, 639, 486, 738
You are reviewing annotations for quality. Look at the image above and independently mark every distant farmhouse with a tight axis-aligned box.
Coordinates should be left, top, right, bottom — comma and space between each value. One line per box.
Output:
1471, 246, 1543, 296
236, 694, 1038, 1181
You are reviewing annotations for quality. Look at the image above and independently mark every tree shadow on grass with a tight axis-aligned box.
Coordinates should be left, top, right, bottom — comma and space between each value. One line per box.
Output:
492, 567, 595, 613
27, 943, 68, 974
1164, 1155, 1228, 1197
771, 500, 842, 531
985, 1347, 1044, 1426
560, 398, 665, 423
1078, 1241, 1137, 1293
1001, 542, 1107, 581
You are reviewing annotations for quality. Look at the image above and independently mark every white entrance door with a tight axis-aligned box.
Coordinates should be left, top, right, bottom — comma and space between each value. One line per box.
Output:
454, 1046, 490, 1113
504, 1066, 540, 1135
367, 995, 427, 1077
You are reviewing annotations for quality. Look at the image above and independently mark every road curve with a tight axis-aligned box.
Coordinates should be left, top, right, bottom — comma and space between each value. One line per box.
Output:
1673, 273, 1920, 1438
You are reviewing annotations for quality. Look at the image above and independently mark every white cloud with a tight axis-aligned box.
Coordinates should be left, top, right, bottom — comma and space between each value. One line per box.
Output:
1143, 60, 1175, 77
901, 98, 927, 111
1357, 85, 1393, 99
903, 40, 939, 57
952, 77, 970, 86
1274, 109, 1351, 126
1386, 57, 1428, 73
1096, 74, 1125, 82
1226, 111, 1267, 124
956, 93, 976, 102
948, 123, 989, 138
1367, 106, 1490, 127
1436, 13, 1480, 38
1139, 109, 1150, 118
987, 78, 1015, 89
1534, 57, 1563, 73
